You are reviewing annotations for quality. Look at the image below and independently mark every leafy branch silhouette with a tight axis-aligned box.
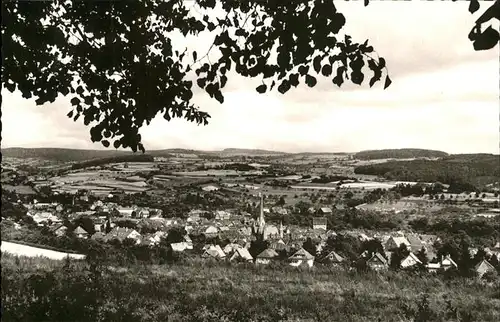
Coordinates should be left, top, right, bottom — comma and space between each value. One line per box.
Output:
2, 0, 497, 152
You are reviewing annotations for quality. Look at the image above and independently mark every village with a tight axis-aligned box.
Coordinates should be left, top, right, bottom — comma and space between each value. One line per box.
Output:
2, 150, 500, 281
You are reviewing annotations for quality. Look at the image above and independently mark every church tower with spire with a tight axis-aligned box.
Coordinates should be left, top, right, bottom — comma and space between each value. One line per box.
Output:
253, 192, 267, 240
257, 192, 266, 235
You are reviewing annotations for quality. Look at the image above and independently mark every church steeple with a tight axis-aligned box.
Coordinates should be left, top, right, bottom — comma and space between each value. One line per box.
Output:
258, 192, 265, 235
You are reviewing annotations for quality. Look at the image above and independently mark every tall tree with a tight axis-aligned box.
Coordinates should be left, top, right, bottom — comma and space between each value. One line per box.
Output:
389, 243, 410, 271
302, 237, 317, 257
416, 247, 429, 271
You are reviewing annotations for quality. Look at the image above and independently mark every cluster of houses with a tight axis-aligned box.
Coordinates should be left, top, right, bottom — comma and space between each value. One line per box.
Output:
10, 193, 500, 278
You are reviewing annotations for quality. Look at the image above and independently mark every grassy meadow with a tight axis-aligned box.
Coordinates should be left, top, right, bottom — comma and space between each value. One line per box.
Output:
2, 253, 500, 321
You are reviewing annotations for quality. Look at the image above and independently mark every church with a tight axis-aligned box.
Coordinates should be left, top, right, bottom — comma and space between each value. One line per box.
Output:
252, 193, 284, 241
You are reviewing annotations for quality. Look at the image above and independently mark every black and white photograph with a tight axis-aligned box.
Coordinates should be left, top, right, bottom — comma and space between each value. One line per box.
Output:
1, 0, 499, 321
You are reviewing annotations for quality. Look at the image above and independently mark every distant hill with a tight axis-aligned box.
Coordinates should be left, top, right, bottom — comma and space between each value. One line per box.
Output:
354, 148, 449, 160
1, 147, 132, 162
1, 147, 287, 162
71, 154, 155, 170
218, 148, 288, 156
354, 153, 500, 188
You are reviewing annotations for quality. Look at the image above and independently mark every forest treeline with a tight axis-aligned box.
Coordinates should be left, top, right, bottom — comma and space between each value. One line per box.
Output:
354, 149, 449, 160
354, 154, 500, 188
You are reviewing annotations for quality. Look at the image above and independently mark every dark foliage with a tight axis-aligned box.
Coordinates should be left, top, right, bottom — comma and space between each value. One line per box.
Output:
1, 147, 133, 162
354, 154, 500, 188
2, 0, 393, 152
71, 154, 154, 170
355, 148, 449, 161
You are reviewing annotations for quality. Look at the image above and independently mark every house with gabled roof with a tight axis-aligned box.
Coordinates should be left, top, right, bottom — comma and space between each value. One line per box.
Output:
400, 253, 422, 269
440, 255, 458, 271
139, 234, 157, 247
104, 227, 141, 244
406, 234, 425, 252
202, 245, 226, 260
426, 262, 441, 273
229, 247, 253, 263
322, 251, 345, 266
31, 211, 61, 226
474, 259, 496, 279
215, 210, 231, 221
288, 248, 315, 268
73, 226, 89, 239
318, 207, 332, 215
223, 243, 242, 254
366, 252, 388, 271
385, 236, 411, 251
256, 248, 279, 265
51, 224, 68, 237
312, 217, 327, 230
204, 225, 219, 238
270, 239, 288, 252
171, 242, 193, 252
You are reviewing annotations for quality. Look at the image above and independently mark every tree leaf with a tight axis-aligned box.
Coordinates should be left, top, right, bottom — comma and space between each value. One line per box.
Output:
289, 73, 300, 87
192, 51, 197, 62
101, 140, 110, 148
364, 0, 369, 7
473, 26, 499, 51
384, 75, 392, 89
469, 0, 480, 14
369, 72, 381, 88
351, 72, 364, 85
313, 56, 322, 74
321, 64, 332, 77
256, 84, 267, 94
305, 74, 317, 88
378, 58, 386, 69
164, 111, 171, 121
214, 91, 224, 103
67, 110, 73, 118
277, 80, 291, 94
298, 65, 309, 76
197, 78, 206, 89
70, 97, 80, 106
220, 75, 227, 88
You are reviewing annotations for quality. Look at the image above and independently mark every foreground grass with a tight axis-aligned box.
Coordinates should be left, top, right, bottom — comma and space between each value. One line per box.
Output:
2, 254, 500, 321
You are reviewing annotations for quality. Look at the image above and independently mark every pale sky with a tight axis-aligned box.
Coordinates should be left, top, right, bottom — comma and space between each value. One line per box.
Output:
2, 1, 499, 154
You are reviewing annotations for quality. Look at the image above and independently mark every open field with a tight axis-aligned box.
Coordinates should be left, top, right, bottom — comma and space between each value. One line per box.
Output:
48, 170, 151, 195
110, 162, 158, 172
2, 184, 37, 195
1, 241, 86, 260
172, 169, 264, 176
290, 180, 438, 191
2, 255, 500, 321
